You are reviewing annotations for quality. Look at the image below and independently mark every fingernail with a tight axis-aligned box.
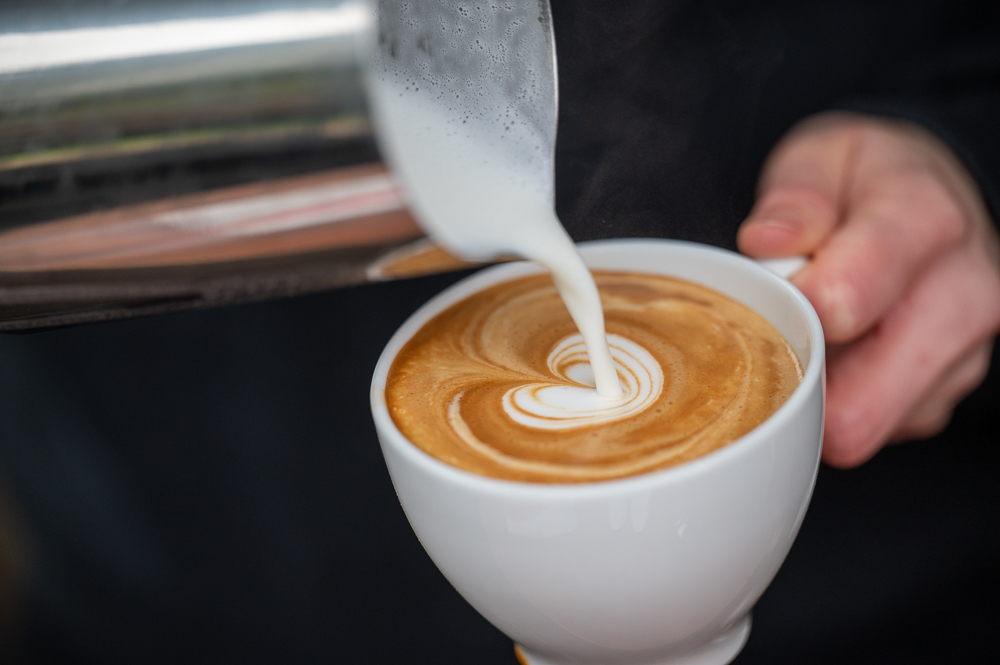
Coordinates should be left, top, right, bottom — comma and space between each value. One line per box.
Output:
739, 217, 804, 255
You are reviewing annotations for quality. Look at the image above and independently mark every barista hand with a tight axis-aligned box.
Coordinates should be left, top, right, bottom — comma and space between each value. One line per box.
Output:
737, 112, 1000, 468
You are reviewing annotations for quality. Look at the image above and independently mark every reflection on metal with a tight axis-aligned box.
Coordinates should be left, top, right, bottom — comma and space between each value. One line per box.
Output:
0, 116, 371, 172
0, 164, 415, 272
0, 1, 372, 164
0, 1, 462, 330
367, 238, 500, 282
0, 6, 371, 75
0, 162, 483, 332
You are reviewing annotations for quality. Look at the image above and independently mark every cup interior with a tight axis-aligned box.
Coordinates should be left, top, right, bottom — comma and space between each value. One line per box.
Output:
371, 238, 824, 489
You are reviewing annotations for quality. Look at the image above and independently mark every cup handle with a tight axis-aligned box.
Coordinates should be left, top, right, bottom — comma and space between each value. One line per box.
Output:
756, 256, 808, 280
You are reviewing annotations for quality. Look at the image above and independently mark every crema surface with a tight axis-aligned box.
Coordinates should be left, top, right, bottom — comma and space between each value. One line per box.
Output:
386, 271, 802, 483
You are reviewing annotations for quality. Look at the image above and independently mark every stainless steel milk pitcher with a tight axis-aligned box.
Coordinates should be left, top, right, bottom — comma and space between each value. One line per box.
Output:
0, 0, 555, 331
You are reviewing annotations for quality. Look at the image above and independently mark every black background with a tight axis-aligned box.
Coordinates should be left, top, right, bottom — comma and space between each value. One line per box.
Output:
1, 0, 998, 663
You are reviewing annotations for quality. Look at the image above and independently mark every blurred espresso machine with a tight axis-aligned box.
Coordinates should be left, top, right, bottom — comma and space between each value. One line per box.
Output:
0, 0, 493, 331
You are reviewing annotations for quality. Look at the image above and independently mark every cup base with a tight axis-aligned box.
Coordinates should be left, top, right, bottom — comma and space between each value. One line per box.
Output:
514, 615, 751, 665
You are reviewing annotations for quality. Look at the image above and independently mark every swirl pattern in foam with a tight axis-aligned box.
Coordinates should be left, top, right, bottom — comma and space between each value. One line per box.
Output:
501, 334, 662, 431
387, 271, 803, 483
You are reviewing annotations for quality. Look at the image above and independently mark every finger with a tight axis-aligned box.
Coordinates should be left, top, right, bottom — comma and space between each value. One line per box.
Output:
792, 167, 967, 343
821, 245, 1000, 468
738, 117, 857, 258
890, 341, 992, 442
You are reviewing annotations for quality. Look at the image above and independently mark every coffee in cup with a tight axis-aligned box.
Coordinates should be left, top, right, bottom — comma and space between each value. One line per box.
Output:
386, 270, 802, 483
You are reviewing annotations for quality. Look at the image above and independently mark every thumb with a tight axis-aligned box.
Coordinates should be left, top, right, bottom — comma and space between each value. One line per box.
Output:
738, 115, 859, 258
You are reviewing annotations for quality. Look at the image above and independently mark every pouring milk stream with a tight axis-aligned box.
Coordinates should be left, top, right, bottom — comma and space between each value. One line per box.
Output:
367, 0, 623, 400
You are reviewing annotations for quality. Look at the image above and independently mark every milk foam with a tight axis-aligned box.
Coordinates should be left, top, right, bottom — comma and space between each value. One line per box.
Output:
386, 271, 804, 483
368, 1, 621, 397
501, 334, 663, 430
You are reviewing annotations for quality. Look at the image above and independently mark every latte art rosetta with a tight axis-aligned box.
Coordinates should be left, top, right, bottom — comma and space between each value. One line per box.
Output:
500, 334, 663, 431
387, 271, 802, 483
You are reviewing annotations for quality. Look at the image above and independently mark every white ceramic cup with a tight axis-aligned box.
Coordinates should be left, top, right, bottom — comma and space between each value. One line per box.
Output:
370, 239, 825, 665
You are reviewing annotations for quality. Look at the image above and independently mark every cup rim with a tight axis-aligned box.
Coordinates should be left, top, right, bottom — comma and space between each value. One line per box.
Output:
370, 238, 825, 497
